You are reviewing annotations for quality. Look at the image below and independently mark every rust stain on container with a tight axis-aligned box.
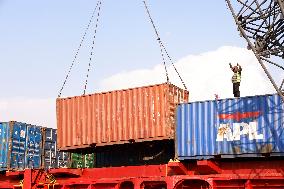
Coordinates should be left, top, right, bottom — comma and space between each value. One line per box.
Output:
57, 83, 189, 150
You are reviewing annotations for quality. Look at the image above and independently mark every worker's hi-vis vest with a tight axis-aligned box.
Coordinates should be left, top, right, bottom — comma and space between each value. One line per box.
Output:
232, 72, 241, 83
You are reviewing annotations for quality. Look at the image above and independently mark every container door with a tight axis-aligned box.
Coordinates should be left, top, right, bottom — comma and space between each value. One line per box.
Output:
43, 128, 57, 169
44, 141, 56, 169
70, 153, 83, 168
0, 122, 10, 171
57, 151, 69, 168
34, 126, 42, 168
26, 125, 42, 169
10, 122, 27, 170
84, 153, 95, 168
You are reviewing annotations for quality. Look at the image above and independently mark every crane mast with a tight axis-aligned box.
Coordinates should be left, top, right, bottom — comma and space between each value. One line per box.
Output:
225, 0, 284, 102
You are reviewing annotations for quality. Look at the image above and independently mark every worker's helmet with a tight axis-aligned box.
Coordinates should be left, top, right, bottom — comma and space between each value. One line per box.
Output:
233, 66, 239, 72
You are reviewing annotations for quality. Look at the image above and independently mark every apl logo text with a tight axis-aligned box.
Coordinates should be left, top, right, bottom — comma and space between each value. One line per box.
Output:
216, 111, 264, 142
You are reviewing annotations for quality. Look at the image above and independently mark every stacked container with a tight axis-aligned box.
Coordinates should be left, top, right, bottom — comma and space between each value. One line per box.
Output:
0, 122, 42, 170
42, 128, 57, 169
0, 122, 10, 171
9, 122, 28, 170
42, 128, 69, 169
25, 124, 42, 169
176, 94, 284, 160
0, 122, 69, 171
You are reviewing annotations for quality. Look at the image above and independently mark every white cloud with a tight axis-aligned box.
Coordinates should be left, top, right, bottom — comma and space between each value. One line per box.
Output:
0, 97, 56, 128
100, 46, 275, 101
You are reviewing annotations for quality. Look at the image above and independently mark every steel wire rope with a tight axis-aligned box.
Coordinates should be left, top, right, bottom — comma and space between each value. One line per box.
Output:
143, 1, 169, 83
83, 0, 103, 95
58, 1, 101, 97
142, 1, 188, 90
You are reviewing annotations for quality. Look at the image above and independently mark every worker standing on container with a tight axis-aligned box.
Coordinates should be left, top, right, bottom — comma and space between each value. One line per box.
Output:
229, 63, 242, 97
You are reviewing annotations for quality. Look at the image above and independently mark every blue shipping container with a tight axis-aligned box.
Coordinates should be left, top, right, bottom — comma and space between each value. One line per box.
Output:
0, 122, 10, 171
10, 122, 28, 170
177, 94, 284, 160
42, 128, 69, 169
25, 124, 42, 168
0, 122, 43, 170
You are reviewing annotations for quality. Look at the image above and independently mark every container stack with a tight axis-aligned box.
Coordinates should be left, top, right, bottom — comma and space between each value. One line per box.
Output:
56, 83, 189, 167
57, 89, 283, 167
0, 122, 69, 171
1, 85, 283, 173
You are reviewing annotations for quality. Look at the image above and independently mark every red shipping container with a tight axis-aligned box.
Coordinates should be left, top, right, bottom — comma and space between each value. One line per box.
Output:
56, 83, 188, 150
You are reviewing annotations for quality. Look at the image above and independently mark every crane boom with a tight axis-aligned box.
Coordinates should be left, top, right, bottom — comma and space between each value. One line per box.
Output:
226, 0, 284, 102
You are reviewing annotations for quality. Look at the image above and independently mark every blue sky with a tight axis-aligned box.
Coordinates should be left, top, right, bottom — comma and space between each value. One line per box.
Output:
0, 0, 245, 98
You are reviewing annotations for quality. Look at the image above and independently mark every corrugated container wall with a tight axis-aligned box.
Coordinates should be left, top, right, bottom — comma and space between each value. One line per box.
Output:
57, 83, 188, 150
42, 128, 69, 169
176, 94, 284, 160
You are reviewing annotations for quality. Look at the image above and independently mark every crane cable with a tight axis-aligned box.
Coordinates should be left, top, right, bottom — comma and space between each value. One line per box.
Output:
142, 1, 188, 91
142, 1, 169, 83
59, 1, 187, 97
83, 0, 103, 95
57, 1, 101, 98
